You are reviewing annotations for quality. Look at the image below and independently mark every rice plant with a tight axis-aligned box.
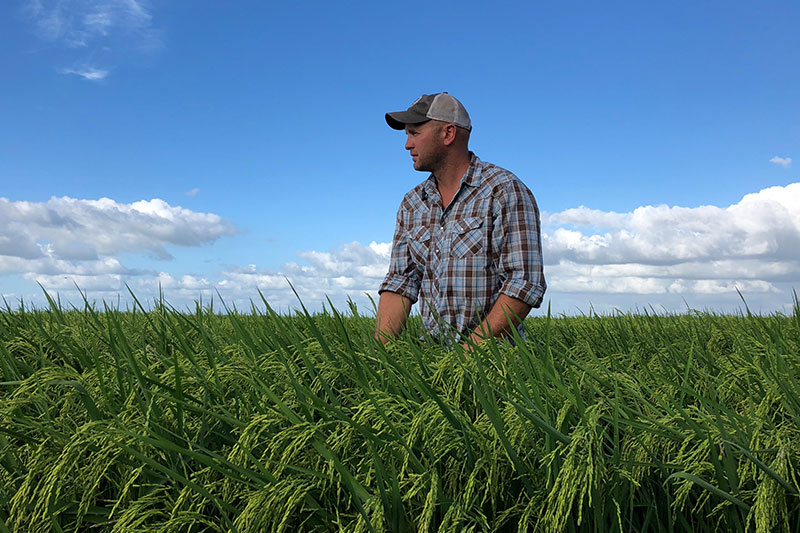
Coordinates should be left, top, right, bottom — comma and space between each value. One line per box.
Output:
1, 293, 799, 531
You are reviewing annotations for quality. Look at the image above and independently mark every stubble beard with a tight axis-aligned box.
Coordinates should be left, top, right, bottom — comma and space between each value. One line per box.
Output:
413, 148, 445, 175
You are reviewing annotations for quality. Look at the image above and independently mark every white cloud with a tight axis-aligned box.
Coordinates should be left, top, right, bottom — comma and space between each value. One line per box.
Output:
26, 0, 154, 43
770, 156, 792, 168
216, 241, 392, 309
7, 184, 800, 315
186, 188, 200, 197
541, 183, 800, 311
544, 183, 800, 265
545, 261, 783, 295
15, 240, 392, 312
0, 195, 237, 267
0, 194, 388, 311
59, 66, 109, 81
83, 11, 113, 37
24, 0, 161, 78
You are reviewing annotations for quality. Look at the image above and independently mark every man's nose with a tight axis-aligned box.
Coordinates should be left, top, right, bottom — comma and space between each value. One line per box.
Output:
404, 136, 413, 150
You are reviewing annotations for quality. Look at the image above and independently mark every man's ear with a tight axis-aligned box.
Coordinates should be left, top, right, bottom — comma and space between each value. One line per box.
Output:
442, 123, 457, 146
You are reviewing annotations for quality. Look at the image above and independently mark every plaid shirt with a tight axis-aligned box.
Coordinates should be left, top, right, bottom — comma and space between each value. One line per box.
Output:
380, 153, 546, 340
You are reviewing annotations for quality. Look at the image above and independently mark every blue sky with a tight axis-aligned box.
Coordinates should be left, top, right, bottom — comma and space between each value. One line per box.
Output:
1, 0, 799, 315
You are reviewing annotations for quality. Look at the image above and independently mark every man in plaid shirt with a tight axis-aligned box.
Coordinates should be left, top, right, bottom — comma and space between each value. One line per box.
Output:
376, 92, 546, 347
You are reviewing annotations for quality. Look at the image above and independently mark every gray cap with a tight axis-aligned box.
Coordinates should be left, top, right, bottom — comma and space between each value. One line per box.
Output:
386, 92, 472, 131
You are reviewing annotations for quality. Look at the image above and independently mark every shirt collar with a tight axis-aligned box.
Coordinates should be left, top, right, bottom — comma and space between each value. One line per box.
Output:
461, 152, 483, 188
423, 152, 483, 201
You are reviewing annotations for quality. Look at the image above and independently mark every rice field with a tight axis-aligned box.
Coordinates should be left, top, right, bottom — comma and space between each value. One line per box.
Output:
1, 293, 799, 532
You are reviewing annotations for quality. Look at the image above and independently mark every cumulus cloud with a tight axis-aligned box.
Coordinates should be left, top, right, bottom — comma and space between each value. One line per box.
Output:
23, 0, 161, 79
0, 196, 237, 290
2, 195, 388, 310
8, 184, 800, 315
186, 188, 199, 197
770, 156, 792, 168
14, 240, 392, 313
542, 182, 800, 309
216, 241, 392, 309
1, 196, 238, 261
545, 184, 800, 265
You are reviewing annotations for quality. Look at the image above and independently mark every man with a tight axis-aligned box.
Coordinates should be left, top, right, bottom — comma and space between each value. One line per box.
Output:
375, 92, 546, 347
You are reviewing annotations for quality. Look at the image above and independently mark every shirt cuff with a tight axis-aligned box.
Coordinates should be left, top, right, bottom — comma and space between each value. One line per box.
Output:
379, 274, 420, 304
500, 277, 546, 308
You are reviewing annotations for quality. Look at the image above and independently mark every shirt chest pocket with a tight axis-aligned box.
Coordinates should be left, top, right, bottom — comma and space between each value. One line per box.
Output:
406, 226, 431, 266
451, 217, 484, 258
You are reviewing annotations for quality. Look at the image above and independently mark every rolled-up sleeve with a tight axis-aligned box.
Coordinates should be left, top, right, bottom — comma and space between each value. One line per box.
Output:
493, 179, 547, 308
379, 206, 422, 303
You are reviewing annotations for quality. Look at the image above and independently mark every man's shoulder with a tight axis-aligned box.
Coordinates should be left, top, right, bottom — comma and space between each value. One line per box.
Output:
480, 160, 516, 182
476, 159, 531, 194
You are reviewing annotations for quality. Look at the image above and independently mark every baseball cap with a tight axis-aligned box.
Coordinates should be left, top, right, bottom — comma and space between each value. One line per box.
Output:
385, 92, 472, 131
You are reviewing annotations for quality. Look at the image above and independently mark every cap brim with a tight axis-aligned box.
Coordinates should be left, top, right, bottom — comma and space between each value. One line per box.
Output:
385, 110, 429, 130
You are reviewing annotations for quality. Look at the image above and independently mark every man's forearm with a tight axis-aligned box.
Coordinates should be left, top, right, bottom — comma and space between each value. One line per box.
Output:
464, 293, 532, 346
375, 291, 413, 342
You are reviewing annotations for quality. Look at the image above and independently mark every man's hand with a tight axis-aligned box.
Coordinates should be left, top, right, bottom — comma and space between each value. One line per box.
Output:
460, 335, 488, 354
461, 293, 532, 351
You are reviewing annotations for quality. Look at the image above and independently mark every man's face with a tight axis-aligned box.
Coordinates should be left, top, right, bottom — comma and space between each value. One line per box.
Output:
404, 121, 444, 172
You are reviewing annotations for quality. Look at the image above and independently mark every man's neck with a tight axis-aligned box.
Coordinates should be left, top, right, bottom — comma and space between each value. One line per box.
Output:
433, 151, 472, 208
433, 151, 471, 191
